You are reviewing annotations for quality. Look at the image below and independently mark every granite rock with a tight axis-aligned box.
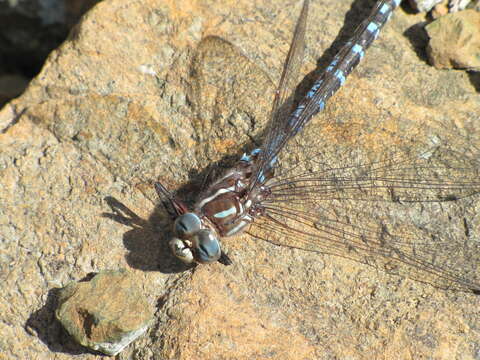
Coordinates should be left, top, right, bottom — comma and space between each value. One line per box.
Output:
55, 269, 154, 355
1, 0, 480, 359
426, 9, 480, 70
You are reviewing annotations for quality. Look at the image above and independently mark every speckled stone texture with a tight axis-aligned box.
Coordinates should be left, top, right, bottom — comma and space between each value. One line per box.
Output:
55, 269, 154, 355
1, 0, 479, 359
426, 9, 480, 70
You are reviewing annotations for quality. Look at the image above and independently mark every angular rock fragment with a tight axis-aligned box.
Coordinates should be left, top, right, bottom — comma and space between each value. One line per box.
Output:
426, 9, 480, 70
55, 269, 154, 356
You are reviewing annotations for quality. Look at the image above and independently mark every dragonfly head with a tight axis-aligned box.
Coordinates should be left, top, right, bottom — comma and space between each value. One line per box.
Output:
169, 212, 222, 264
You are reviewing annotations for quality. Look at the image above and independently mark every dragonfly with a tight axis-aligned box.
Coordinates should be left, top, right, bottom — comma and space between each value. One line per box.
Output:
155, 0, 480, 292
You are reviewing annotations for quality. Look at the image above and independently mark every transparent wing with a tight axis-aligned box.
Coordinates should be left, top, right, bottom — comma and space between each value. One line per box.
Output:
267, 139, 480, 203
248, 200, 480, 292
261, 0, 309, 153
248, 120, 480, 292
188, 35, 275, 165
250, 0, 309, 187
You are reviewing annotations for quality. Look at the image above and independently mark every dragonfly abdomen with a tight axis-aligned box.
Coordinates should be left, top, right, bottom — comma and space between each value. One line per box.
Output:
253, 0, 402, 186
289, 0, 402, 136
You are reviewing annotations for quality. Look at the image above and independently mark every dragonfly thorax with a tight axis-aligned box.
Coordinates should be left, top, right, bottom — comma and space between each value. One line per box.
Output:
169, 150, 266, 265
198, 188, 252, 237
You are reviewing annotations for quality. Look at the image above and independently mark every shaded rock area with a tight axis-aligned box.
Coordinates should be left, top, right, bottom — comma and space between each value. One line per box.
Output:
0, 74, 29, 107
1, 0, 479, 359
426, 9, 480, 70
0, 0, 101, 107
55, 269, 154, 355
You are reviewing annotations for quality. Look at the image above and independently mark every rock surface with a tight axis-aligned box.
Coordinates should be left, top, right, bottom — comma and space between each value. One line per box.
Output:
1, 0, 479, 359
426, 9, 480, 70
55, 269, 154, 355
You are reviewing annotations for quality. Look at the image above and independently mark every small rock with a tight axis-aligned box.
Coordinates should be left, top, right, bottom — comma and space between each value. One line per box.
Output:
408, 0, 444, 12
425, 9, 480, 70
55, 269, 154, 356
432, 1, 449, 18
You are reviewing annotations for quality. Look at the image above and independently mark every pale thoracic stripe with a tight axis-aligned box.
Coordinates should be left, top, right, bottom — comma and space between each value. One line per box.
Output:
213, 206, 237, 219
197, 186, 235, 209
225, 220, 248, 236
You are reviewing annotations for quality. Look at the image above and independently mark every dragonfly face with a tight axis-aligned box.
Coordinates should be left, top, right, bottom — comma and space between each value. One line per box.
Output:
170, 212, 222, 264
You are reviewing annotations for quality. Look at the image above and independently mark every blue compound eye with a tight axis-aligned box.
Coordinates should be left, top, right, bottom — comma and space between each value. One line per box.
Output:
192, 229, 221, 264
174, 213, 202, 239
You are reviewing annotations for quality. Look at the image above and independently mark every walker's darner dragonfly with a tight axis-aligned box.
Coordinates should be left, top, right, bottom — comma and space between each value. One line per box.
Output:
155, 0, 480, 292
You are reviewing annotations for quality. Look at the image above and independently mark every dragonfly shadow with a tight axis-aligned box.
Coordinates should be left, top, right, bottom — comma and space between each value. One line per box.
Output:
102, 196, 192, 274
